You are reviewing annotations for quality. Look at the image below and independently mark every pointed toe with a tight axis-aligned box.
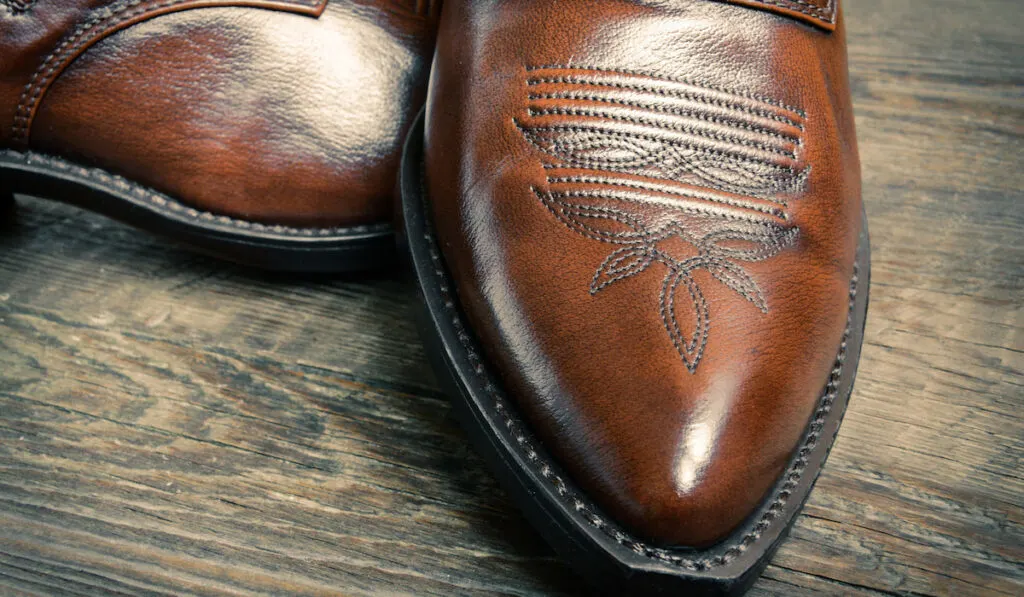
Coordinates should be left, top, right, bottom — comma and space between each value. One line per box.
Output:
403, 0, 868, 593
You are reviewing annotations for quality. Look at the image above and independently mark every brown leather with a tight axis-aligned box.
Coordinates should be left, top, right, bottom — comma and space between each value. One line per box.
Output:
718, 0, 837, 30
423, 0, 860, 547
1, 0, 439, 227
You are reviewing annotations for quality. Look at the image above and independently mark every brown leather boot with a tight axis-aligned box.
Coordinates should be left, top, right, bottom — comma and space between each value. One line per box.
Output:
400, 0, 869, 593
1, 0, 439, 271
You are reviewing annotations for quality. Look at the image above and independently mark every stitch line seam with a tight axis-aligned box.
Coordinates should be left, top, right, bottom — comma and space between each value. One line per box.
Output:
422, 199, 859, 570
527, 106, 799, 150
525, 66, 807, 116
1, 150, 388, 237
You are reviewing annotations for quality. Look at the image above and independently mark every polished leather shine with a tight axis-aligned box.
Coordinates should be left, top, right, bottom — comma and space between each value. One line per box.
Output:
424, 0, 860, 547
1, 0, 439, 227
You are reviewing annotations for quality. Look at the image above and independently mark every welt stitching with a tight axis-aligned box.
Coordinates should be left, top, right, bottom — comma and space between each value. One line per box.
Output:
525, 66, 807, 117
2, 150, 386, 237
528, 89, 803, 130
423, 196, 859, 568
527, 106, 799, 151
546, 176, 787, 217
505, 63, 841, 526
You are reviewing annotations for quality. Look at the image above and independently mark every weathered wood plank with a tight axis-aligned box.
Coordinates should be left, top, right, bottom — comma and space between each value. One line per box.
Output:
0, 296, 579, 596
0, 0, 1021, 595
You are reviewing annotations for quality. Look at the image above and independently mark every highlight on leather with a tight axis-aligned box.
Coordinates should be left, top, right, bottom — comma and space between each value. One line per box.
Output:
518, 65, 808, 372
10, 0, 329, 146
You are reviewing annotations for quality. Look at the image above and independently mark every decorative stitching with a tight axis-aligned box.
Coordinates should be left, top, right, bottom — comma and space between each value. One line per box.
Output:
546, 176, 788, 216
422, 189, 859, 568
521, 123, 797, 161
11, 0, 323, 145
544, 157, 806, 204
528, 95, 802, 139
528, 78, 805, 129
537, 187, 799, 372
527, 106, 799, 152
546, 189, 783, 224
661, 261, 711, 371
519, 66, 809, 372
519, 123, 807, 201
590, 246, 656, 293
526, 65, 807, 117
519, 122, 798, 168
528, 90, 804, 131
0, 150, 389, 237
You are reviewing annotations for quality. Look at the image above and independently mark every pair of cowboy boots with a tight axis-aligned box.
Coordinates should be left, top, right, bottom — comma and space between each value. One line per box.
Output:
2, 0, 869, 594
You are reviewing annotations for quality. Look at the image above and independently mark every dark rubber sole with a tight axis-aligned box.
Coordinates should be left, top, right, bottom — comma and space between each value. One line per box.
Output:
0, 150, 394, 273
399, 111, 871, 596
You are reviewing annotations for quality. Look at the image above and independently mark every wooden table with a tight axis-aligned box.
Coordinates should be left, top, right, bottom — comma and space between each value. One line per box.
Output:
1, 1, 1021, 595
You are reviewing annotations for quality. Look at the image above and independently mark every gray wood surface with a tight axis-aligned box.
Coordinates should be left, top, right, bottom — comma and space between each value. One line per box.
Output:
1, 0, 1021, 595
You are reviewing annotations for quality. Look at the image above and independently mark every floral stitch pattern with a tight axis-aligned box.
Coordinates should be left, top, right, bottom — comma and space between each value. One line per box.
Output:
521, 66, 808, 372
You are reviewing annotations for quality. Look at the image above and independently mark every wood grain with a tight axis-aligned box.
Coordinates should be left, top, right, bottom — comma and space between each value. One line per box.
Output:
1, 0, 1021, 595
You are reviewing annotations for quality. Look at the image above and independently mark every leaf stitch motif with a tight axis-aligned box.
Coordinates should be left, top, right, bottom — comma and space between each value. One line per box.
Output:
522, 66, 808, 372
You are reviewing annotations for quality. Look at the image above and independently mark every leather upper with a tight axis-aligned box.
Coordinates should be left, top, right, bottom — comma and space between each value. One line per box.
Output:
424, 0, 860, 547
1, 0, 439, 227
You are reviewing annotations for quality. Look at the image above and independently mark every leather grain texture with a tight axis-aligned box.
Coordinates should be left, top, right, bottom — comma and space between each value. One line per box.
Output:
518, 65, 809, 372
1, 0, 438, 227
422, 0, 859, 548
9, 0, 328, 147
